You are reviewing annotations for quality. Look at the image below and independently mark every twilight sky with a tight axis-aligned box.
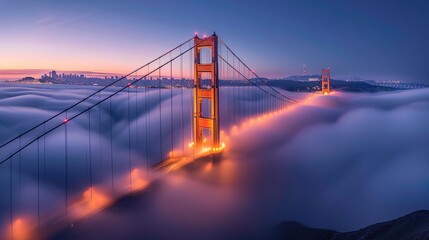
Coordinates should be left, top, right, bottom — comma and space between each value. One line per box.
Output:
0, 0, 428, 82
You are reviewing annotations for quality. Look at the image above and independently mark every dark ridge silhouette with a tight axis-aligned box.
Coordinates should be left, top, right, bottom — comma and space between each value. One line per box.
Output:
275, 210, 429, 240
269, 79, 398, 92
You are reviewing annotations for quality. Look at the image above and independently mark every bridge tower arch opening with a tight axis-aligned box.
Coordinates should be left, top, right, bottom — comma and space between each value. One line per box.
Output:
321, 68, 331, 95
193, 33, 220, 149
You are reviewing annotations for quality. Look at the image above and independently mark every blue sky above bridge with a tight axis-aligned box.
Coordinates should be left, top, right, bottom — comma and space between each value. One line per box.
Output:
1, 0, 428, 82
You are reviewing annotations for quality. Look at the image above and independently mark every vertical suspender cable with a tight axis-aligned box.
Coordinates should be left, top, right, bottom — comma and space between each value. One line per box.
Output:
158, 59, 163, 163
43, 124, 46, 182
145, 67, 149, 180
128, 85, 132, 191
88, 110, 93, 208
170, 52, 174, 157
109, 98, 114, 196
18, 138, 21, 201
180, 46, 184, 153
9, 157, 13, 240
135, 75, 140, 168
190, 42, 195, 159
37, 138, 40, 236
64, 112, 68, 215
99, 93, 102, 172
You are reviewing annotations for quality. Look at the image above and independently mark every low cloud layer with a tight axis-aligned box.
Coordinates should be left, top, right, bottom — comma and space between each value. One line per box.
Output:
1, 84, 428, 239
228, 89, 429, 232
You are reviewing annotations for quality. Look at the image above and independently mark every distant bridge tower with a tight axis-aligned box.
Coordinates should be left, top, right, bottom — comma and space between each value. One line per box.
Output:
193, 33, 220, 148
321, 68, 330, 95
303, 64, 308, 76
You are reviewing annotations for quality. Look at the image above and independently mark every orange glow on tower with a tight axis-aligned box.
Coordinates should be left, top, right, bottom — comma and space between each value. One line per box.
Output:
321, 68, 330, 95
193, 33, 220, 149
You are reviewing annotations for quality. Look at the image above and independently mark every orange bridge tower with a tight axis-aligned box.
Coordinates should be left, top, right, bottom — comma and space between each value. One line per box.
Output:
321, 68, 331, 95
193, 33, 220, 149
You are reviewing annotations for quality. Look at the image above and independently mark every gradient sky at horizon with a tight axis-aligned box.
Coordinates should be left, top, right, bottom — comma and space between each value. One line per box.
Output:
1, 0, 428, 82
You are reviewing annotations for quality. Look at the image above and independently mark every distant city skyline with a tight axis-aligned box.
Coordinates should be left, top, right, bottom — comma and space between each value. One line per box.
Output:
1, 0, 428, 83
0, 69, 122, 80
0, 67, 419, 83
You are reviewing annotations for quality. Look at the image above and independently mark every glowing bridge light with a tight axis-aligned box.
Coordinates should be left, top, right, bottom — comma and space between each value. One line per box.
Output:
11, 218, 31, 240
71, 186, 111, 220
63, 118, 68, 123
212, 142, 226, 152
131, 168, 148, 191
188, 142, 194, 148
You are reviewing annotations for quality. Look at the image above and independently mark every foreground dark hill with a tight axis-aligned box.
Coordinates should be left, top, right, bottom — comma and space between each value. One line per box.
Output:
275, 210, 429, 240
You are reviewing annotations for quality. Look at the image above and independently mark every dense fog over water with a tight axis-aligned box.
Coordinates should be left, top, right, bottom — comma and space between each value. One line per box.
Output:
0, 84, 429, 239
226, 89, 429, 232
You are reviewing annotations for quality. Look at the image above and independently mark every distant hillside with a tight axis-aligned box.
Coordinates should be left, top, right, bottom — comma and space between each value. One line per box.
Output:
282, 75, 321, 81
275, 210, 429, 240
268, 79, 397, 92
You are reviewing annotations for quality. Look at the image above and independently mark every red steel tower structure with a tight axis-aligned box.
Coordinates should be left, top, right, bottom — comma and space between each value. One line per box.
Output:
321, 68, 331, 95
193, 33, 220, 148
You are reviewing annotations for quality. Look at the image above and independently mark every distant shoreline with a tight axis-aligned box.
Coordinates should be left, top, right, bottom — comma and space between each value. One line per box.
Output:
2, 78, 427, 93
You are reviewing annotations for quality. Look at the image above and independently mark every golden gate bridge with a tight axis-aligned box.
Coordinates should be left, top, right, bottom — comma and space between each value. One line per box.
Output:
0, 33, 331, 239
